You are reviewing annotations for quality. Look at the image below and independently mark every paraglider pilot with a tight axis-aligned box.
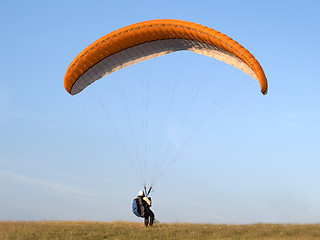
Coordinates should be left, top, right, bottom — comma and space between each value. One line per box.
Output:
132, 190, 155, 227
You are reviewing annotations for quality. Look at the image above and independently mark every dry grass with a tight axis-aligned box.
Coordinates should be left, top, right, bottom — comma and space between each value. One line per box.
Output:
1, 221, 320, 239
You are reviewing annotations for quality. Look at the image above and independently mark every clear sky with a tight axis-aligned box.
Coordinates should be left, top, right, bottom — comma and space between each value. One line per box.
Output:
1, 0, 320, 224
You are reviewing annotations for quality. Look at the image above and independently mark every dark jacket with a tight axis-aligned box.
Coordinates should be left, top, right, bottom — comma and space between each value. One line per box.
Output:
135, 196, 150, 217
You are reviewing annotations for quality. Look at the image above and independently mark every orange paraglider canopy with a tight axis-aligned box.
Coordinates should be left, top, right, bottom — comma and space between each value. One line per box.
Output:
64, 19, 267, 95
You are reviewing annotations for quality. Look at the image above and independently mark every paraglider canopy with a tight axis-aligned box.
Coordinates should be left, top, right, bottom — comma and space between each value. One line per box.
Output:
64, 19, 267, 96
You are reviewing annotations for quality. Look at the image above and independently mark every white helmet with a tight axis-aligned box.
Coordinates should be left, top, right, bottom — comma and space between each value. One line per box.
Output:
138, 190, 144, 196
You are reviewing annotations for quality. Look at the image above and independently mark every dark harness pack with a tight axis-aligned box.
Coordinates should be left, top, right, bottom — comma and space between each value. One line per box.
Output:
132, 197, 147, 217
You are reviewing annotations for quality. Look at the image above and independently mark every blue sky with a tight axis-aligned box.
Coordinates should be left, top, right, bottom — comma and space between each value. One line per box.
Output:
1, 0, 320, 223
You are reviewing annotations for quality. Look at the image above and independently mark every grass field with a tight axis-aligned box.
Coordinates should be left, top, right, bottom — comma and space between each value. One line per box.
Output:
1, 221, 320, 240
